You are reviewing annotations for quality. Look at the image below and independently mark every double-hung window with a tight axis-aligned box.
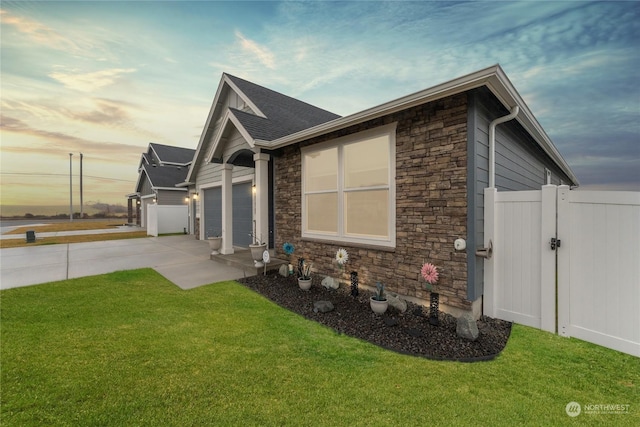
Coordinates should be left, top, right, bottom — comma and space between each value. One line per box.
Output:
302, 123, 396, 247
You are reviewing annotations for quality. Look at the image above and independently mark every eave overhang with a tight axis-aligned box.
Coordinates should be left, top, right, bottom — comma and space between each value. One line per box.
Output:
256, 64, 578, 186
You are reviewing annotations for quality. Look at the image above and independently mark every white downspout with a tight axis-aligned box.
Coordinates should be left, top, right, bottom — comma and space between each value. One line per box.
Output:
488, 106, 519, 188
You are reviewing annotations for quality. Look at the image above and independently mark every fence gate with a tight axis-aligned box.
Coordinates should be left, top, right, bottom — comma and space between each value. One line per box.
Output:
484, 185, 640, 357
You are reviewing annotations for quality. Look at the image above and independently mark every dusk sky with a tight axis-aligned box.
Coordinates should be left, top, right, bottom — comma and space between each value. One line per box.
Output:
1, 1, 638, 210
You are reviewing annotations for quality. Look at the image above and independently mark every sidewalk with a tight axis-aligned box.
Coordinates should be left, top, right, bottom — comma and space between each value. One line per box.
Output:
0, 235, 247, 291
0, 226, 139, 240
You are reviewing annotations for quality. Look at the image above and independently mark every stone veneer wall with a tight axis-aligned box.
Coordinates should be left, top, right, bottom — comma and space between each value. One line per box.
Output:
274, 93, 470, 311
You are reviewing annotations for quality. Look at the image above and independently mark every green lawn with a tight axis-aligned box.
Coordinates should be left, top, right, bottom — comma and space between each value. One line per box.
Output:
1, 269, 637, 426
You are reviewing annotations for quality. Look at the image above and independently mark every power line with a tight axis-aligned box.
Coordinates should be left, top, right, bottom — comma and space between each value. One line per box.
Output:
0, 172, 134, 183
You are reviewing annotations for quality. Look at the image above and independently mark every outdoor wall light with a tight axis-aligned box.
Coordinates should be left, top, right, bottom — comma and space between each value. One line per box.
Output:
192, 193, 199, 200
252, 184, 257, 194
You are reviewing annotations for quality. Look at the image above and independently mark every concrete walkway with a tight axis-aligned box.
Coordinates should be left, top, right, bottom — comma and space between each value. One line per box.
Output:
0, 235, 247, 291
0, 225, 138, 240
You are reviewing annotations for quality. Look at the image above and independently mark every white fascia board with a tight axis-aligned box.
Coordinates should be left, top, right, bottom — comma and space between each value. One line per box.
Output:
257, 65, 500, 150
257, 63, 578, 186
205, 110, 255, 163
137, 155, 147, 170
223, 74, 267, 118
153, 187, 188, 192
149, 143, 160, 163
175, 181, 194, 188
134, 167, 148, 193
228, 110, 256, 148
487, 69, 579, 185
126, 192, 140, 198
186, 74, 229, 183
158, 161, 191, 167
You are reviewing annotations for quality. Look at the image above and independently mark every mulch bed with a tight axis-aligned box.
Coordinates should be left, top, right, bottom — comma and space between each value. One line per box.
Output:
237, 272, 512, 362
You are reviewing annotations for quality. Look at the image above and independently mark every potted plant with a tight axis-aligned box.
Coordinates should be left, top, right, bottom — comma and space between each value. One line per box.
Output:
207, 230, 222, 255
248, 233, 267, 267
298, 260, 312, 290
370, 282, 388, 314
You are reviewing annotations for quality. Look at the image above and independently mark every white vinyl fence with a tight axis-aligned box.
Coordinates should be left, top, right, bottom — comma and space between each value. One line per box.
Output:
147, 205, 188, 237
484, 185, 640, 357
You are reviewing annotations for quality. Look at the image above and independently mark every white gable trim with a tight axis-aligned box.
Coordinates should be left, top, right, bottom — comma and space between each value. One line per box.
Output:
186, 74, 263, 182
223, 75, 267, 119
134, 168, 148, 193
205, 110, 255, 164
186, 75, 229, 182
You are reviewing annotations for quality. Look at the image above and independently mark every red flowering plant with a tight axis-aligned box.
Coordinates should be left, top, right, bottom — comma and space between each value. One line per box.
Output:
420, 262, 439, 291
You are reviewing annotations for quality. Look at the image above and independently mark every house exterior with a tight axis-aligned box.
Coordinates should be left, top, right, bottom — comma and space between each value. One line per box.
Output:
127, 143, 195, 227
180, 73, 339, 241
185, 64, 578, 318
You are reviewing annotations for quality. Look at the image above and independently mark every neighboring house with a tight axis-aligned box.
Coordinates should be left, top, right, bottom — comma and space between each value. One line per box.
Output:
127, 143, 195, 227
184, 64, 578, 318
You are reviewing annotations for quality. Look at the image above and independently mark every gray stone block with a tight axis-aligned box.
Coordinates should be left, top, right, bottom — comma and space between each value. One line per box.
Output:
386, 292, 407, 313
456, 313, 479, 341
313, 300, 334, 313
321, 276, 340, 290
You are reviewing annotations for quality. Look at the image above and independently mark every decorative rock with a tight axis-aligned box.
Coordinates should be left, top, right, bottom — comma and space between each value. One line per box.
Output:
384, 318, 398, 327
278, 264, 289, 277
313, 301, 334, 313
407, 328, 423, 338
386, 292, 407, 313
321, 276, 340, 290
412, 307, 423, 317
456, 313, 479, 341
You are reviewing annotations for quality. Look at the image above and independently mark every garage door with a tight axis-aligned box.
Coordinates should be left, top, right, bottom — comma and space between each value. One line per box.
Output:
203, 183, 253, 246
233, 182, 253, 246
203, 187, 221, 239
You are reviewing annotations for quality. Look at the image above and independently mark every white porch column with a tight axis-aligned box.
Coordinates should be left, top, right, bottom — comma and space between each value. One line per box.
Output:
254, 153, 270, 247
221, 163, 234, 255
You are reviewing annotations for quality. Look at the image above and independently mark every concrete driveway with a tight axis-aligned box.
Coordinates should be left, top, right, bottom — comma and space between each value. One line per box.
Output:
0, 235, 246, 290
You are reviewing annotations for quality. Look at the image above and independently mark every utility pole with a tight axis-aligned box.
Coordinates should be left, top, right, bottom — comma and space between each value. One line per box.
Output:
69, 153, 73, 222
80, 153, 84, 219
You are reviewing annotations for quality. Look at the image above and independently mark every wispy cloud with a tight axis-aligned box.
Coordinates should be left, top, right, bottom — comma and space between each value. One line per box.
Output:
0, 8, 79, 52
65, 98, 133, 126
234, 30, 276, 69
1, 115, 141, 163
49, 68, 137, 92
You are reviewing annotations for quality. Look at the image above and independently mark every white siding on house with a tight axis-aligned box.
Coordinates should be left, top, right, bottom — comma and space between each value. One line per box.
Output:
157, 189, 188, 206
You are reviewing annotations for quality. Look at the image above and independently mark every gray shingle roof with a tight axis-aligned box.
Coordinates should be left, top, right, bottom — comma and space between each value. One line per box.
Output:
142, 163, 189, 188
150, 143, 195, 164
225, 74, 340, 141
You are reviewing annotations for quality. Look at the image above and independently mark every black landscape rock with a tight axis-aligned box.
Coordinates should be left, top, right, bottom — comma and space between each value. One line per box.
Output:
237, 272, 511, 361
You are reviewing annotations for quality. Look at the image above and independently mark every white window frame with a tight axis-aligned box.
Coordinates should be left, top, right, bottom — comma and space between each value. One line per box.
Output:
301, 123, 396, 248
